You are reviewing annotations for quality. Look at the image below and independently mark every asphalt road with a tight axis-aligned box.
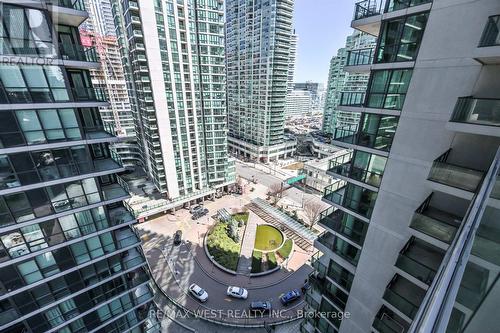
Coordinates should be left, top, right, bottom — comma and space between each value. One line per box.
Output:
235, 161, 322, 208
144, 232, 310, 326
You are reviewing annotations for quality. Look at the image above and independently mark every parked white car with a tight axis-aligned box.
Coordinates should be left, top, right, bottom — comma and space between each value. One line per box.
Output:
226, 286, 248, 299
189, 283, 208, 302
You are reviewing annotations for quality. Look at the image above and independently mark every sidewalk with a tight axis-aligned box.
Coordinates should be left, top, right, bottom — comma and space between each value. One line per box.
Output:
236, 212, 258, 274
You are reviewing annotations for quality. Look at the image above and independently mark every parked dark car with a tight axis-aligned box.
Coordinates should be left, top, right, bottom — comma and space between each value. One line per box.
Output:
250, 301, 272, 314
173, 230, 182, 245
280, 289, 301, 306
190, 205, 204, 214
191, 208, 208, 220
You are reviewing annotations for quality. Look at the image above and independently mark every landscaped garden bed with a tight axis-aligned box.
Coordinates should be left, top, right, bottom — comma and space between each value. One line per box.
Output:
206, 220, 242, 271
250, 224, 294, 274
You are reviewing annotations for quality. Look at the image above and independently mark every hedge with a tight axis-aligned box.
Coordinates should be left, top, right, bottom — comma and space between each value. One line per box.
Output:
277, 239, 293, 259
251, 250, 262, 273
267, 252, 277, 269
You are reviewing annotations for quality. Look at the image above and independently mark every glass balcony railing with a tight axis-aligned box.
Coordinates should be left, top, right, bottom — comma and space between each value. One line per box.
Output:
330, 125, 358, 145
478, 15, 500, 47
395, 237, 444, 285
353, 0, 382, 20
346, 47, 374, 66
49, 0, 85, 11
383, 275, 426, 319
340, 92, 366, 107
310, 274, 349, 311
373, 305, 410, 333
317, 231, 361, 266
409, 194, 461, 243
328, 154, 383, 188
428, 149, 484, 192
102, 183, 129, 202
324, 183, 377, 219
450, 97, 500, 127
70, 86, 107, 102
83, 122, 117, 140
310, 252, 354, 291
318, 206, 367, 245
384, 0, 432, 13
60, 44, 98, 62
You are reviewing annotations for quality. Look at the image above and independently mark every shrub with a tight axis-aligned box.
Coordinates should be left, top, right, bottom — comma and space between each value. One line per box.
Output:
206, 222, 241, 271
251, 250, 262, 273
232, 212, 249, 226
227, 219, 240, 242
267, 252, 277, 269
278, 239, 293, 259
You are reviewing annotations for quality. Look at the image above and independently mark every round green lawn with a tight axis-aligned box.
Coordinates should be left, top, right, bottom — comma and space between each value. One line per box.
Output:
254, 225, 284, 251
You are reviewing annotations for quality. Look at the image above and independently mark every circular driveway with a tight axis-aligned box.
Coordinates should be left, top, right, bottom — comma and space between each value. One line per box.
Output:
137, 196, 313, 327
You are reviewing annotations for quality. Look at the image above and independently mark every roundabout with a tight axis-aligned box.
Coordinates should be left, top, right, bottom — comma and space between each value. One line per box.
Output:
137, 189, 315, 327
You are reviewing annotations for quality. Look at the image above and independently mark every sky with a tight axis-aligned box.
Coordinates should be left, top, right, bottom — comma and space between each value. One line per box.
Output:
292, 0, 359, 85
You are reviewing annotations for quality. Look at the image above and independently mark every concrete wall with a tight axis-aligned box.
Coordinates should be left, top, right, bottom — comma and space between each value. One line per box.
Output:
340, 0, 500, 332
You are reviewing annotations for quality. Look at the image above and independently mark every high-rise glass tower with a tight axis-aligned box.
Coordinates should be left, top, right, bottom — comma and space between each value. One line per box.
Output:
111, 0, 234, 199
0, 1, 157, 332
81, 0, 140, 168
303, 0, 500, 332
226, 0, 297, 163
322, 30, 376, 134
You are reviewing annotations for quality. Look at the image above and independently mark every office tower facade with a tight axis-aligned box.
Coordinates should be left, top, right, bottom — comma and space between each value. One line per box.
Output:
303, 0, 500, 333
285, 90, 312, 117
294, 81, 323, 112
226, 0, 297, 162
82, 0, 116, 37
111, 0, 234, 198
0, 1, 157, 332
81, 0, 140, 168
322, 30, 376, 134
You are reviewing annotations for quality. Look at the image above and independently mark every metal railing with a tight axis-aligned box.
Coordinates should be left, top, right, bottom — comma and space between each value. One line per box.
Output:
60, 44, 98, 62
49, 0, 85, 10
353, 0, 383, 20
450, 97, 500, 126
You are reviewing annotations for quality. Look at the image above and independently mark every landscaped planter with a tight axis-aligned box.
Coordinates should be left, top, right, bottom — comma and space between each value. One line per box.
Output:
250, 224, 294, 276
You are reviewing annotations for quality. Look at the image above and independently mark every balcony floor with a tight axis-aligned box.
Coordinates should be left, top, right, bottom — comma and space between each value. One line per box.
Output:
390, 276, 426, 308
404, 238, 444, 272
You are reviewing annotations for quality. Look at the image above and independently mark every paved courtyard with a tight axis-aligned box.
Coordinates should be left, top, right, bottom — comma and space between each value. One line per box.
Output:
137, 186, 314, 327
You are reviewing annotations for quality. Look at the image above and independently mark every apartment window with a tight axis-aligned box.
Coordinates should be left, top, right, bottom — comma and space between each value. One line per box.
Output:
0, 109, 83, 148
0, 4, 53, 57
0, 64, 70, 103
376, 13, 429, 63
479, 15, 500, 47
366, 69, 412, 110
351, 151, 387, 187
356, 114, 399, 152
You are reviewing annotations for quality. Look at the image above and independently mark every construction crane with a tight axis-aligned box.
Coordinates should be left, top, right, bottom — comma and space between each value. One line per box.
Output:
79, 27, 125, 136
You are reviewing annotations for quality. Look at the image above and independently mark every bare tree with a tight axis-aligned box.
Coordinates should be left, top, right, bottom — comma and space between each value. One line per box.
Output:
268, 183, 283, 205
303, 199, 327, 230
236, 176, 243, 187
